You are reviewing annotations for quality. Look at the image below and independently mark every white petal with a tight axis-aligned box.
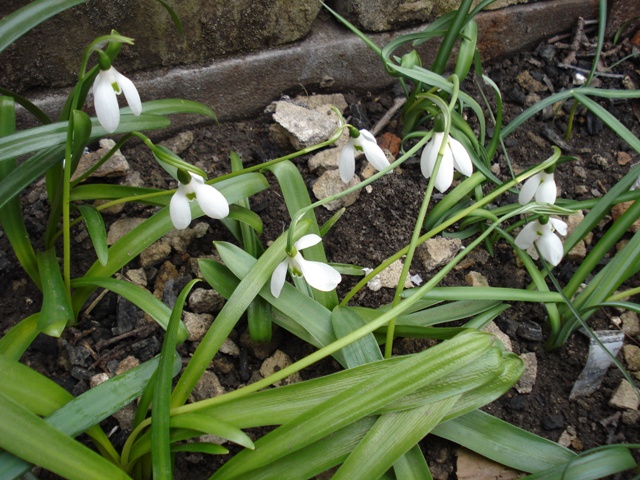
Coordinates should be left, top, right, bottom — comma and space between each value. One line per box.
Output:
448, 136, 473, 177
358, 131, 390, 172
537, 230, 564, 266
169, 191, 192, 230
339, 142, 356, 183
93, 72, 120, 133
518, 173, 542, 206
420, 132, 444, 180
194, 183, 229, 219
433, 146, 454, 193
514, 221, 539, 250
535, 173, 557, 204
114, 70, 142, 116
270, 260, 289, 298
295, 234, 322, 251
549, 218, 567, 236
298, 258, 342, 292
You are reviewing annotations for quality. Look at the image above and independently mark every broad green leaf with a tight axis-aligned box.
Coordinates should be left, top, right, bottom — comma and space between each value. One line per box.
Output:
170, 414, 254, 450
404, 286, 564, 303
152, 279, 199, 480
170, 443, 228, 455
0, 0, 88, 54
37, 247, 73, 336
433, 410, 575, 473
0, 313, 39, 361
393, 445, 432, 480
71, 276, 188, 342
75, 205, 108, 266
69, 109, 92, 173
331, 306, 383, 369
0, 392, 129, 480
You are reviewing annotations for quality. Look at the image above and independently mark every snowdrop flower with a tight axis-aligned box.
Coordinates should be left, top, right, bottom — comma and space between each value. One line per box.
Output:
93, 66, 142, 133
170, 172, 229, 230
339, 128, 390, 183
515, 217, 567, 266
270, 234, 341, 298
420, 131, 473, 193
518, 171, 557, 205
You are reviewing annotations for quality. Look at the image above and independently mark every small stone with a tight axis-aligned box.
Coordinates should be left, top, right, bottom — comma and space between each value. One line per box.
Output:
312, 170, 361, 211
515, 352, 537, 394
617, 151, 633, 166
107, 218, 146, 245
542, 414, 565, 430
377, 132, 401, 158
517, 320, 544, 342
622, 410, 640, 425
623, 345, 640, 371
573, 166, 588, 179
259, 350, 301, 387
188, 288, 225, 314
125, 268, 147, 287
165, 223, 209, 254
183, 311, 214, 342
455, 448, 522, 480
417, 237, 462, 272
113, 404, 136, 432
609, 380, 639, 410
271, 100, 341, 150
612, 201, 640, 233
160, 130, 194, 155
621, 311, 640, 338
115, 356, 140, 375
490, 163, 500, 175
516, 70, 547, 93
482, 322, 512, 351
72, 138, 130, 181
90, 372, 110, 388
189, 371, 225, 402
465, 271, 489, 287
219, 338, 240, 357
140, 240, 172, 268
308, 147, 340, 173
557, 426, 577, 447
378, 259, 413, 289
114, 296, 141, 335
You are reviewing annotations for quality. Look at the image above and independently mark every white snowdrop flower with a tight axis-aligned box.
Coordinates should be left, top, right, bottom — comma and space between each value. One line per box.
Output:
420, 131, 473, 193
169, 173, 229, 230
519, 171, 557, 205
339, 128, 390, 183
93, 66, 142, 133
270, 234, 342, 298
515, 217, 567, 266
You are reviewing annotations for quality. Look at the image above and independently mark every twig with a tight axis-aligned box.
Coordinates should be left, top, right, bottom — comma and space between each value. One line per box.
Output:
563, 17, 586, 65
371, 97, 407, 137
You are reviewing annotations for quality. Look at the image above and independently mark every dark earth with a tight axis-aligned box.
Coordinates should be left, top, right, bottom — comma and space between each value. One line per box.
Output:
1, 21, 640, 480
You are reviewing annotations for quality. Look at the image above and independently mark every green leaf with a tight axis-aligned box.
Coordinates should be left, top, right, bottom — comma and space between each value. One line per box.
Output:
75, 205, 108, 266
170, 443, 228, 455
0, 0, 88, 54
393, 445, 432, 480
331, 306, 383, 369
0, 313, 40, 361
37, 247, 73, 336
71, 276, 188, 343
152, 279, 200, 480
170, 414, 254, 450
524, 446, 637, 479
69, 109, 92, 173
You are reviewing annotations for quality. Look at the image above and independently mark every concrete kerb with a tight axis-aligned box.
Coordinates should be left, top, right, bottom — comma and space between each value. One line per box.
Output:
18, 0, 597, 135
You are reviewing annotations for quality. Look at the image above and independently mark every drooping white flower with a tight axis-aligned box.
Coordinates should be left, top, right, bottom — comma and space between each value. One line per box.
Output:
339, 129, 390, 183
514, 217, 567, 266
169, 173, 229, 230
420, 132, 473, 193
518, 171, 557, 205
93, 66, 142, 133
270, 234, 342, 298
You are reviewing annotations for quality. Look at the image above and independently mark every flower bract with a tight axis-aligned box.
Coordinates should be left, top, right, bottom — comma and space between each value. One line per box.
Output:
93, 66, 142, 133
339, 129, 390, 183
514, 218, 567, 266
420, 132, 473, 192
169, 173, 229, 230
270, 234, 342, 298
518, 171, 557, 205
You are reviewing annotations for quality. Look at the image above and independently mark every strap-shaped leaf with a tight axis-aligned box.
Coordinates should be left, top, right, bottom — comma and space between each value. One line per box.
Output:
75, 205, 108, 266
0, 313, 39, 361
331, 306, 383, 369
37, 247, 73, 336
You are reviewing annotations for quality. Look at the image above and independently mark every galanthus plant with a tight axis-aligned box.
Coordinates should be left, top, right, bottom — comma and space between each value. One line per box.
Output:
0, 0, 639, 479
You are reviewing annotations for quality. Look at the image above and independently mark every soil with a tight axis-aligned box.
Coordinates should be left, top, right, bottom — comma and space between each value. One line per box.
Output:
2, 26, 640, 480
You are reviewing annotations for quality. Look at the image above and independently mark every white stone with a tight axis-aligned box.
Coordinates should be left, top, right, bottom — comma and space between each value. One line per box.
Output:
107, 218, 146, 245
515, 352, 537, 394
260, 350, 301, 387
417, 237, 462, 272
183, 311, 214, 342
609, 380, 640, 410
312, 170, 361, 211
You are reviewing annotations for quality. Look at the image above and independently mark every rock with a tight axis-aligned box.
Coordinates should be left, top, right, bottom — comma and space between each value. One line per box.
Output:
465, 271, 489, 287
416, 237, 462, 272
558, 426, 578, 448
140, 240, 172, 268
516, 320, 544, 342
113, 403, 137, 432
72, 139, 130, 181
377, 132, 401, 158
107, 218, 146, 245
189, 371, 225, 402
542, 414, 565, 430
455, 448, 522, 480
308, 148, 340, 173
152, 261, 181, 306
482, 322, 512, 352
621, 311, 640, 338
271, 99, 342, 150
565, 210, 589, 260
183, 311, 214, 342
622, 410, 640, 426
516, 70, 547, 93
617, 151, 633, 166
90, 372, 110, 388
623, 345, 640, 371
293, 93, 348, 113
188, 288, 225, 314
332, 0, 432, 32
160, 130, 195, 155
125, 268, 148, 287
114, 296, 142, 335
259, 350, 301, 387
312, 170, 361, 211
515, 352, 537, 394
219, 338, 240, 357
378, 259, 414, 289
165, 222, 209, 254
115, 356, 140, 375
609, 380, 640, 410
611, 201, 640, 232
